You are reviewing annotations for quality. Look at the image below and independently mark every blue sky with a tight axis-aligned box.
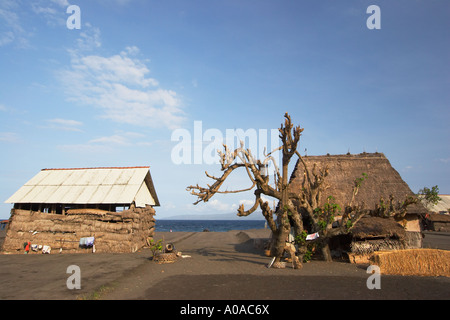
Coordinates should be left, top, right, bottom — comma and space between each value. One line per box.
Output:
0, 0, 449, 219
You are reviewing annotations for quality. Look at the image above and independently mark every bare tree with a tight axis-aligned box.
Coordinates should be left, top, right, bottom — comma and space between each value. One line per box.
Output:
187, 113, 362, 265
187, 113, 417, 266
187, 113, 311, 268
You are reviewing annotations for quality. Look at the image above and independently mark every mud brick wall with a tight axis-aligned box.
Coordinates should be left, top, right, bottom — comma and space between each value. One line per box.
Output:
1, 206, 156, 254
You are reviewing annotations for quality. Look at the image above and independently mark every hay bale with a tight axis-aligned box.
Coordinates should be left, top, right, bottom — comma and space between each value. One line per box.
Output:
350, 238, 405, 255
66, 208, 108, 216
348, 253, 372, 264
370, 249, 450, 277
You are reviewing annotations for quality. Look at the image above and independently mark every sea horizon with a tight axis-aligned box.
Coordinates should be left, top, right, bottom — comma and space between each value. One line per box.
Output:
155, 219, 267, 232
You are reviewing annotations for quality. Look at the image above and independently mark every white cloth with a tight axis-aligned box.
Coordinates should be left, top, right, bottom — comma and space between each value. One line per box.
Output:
305, 232, 319, 241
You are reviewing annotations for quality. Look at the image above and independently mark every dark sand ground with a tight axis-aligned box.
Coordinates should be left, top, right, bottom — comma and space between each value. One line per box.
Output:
0, 229, 449, 301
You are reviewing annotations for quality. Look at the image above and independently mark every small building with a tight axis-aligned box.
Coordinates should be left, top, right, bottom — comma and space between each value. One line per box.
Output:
2, 166, 160, 254
422, 195, 450, 232
427, 214, 450, 232
343, 216, 408, 263
426, 195, 450, 215
288, 153, 427, 259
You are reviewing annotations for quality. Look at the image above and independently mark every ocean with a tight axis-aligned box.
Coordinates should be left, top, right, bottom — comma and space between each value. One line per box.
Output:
155, 220, 267, 232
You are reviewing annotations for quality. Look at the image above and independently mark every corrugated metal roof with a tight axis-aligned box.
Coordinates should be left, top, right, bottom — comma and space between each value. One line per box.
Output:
4, 166, 160, 207
427, 195, 450, 213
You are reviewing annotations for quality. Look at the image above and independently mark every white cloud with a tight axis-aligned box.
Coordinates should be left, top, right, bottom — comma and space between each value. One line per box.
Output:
188, 199, 239, 213
57, 143, 112, 154
58, 131, 151, 153
209, 199, 237, 212
60, 43, 186, 130
239, 199, 256, 207
32, 6, 57, 15
0, 132, 20, 143
0, 103, 26, 115
74, 25, 102, 51
47, 118, 82, 126
76, 52, 158, 88
44, 118, 83, 132
0, 0, 69, 47
50, 0, 70, 7
89, 134, 129, 146
402, 165, 414, 172
238, 195, 277, 211
31, 2, 66, 27
0, 1, 29, 47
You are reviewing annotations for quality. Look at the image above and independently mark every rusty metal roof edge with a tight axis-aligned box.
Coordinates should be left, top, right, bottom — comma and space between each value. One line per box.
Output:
41, 166, 150, 171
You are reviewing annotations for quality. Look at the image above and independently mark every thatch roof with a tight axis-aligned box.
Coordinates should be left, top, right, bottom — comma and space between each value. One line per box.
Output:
351, 216, 406, 240
289, 152, 427, 215
427, 213, 450, 223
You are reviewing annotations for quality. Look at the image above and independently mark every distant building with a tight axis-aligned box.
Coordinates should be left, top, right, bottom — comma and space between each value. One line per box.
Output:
0, 220, 8, 248
2, 166, 159, 254
425, 195, 450, 215
422, 194, 450, 232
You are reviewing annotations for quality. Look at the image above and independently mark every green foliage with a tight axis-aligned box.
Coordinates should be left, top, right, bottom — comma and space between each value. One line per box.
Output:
345, 218, 353, 230
303, 247, 314, 263
313, 196, 341, 231
354, 172, 368, 189
418, 185, 441, 207
294, 231, 316, 263
294, 230, 308, 246
148, 238, 163, 257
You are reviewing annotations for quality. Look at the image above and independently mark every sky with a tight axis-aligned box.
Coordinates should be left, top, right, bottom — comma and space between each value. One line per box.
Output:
0, 0, 449, 220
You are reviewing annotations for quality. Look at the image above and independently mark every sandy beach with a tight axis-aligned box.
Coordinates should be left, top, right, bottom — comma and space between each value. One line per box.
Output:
0, 229, 449, 301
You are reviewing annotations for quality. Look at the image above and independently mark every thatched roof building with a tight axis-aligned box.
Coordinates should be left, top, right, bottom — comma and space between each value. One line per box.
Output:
2, 166, 160, 254
289, 152, 427, 231
427, 214, 450, 232
340, 216, 410, 262
288, 153, 426, 259
350, 216, 406, 240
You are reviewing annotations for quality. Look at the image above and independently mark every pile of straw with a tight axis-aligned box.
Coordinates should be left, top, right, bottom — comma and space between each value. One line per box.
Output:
350, 238, 405, 255
370, 249, 450, 277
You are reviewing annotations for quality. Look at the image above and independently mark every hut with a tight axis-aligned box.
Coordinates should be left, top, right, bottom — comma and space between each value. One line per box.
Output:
426, 214, 450, 232
288, 153, 427, 260
345, 216, 408, 263
2, 166, 160, 254
421, 194, 450, 232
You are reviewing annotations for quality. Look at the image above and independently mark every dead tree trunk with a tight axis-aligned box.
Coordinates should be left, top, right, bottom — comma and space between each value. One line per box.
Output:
187, 113, 306, 268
